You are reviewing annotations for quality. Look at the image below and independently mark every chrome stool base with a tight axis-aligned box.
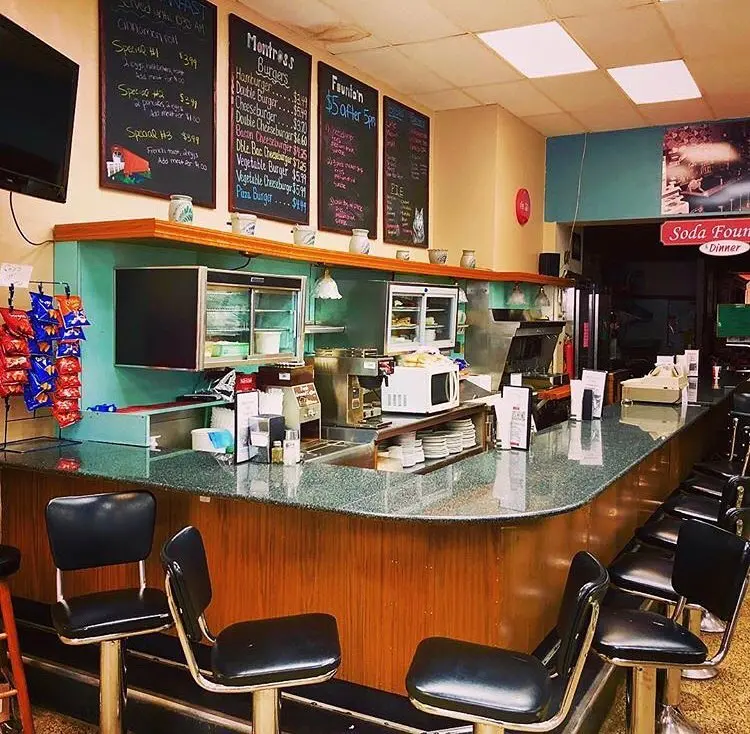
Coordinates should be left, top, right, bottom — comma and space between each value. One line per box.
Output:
700, 612, 726, 634
681, 667, 717, 680
658, 705, 703, 734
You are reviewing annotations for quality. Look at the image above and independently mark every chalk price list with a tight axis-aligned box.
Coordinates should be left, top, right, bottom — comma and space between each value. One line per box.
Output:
230, 20, 311, 222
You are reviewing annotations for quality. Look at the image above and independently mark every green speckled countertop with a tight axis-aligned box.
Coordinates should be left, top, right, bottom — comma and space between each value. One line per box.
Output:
0, 400, 718, 523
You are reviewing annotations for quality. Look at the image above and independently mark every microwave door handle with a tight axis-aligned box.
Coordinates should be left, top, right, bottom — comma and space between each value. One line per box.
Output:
451, 371, 459, 404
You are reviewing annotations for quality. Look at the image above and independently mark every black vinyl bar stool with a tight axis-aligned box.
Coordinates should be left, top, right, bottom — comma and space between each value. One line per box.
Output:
161, 526, 341, 734
45, 492, 172, 734
693, 391, 750, 479
405, 551, 608, 734
594, 519, 750, 734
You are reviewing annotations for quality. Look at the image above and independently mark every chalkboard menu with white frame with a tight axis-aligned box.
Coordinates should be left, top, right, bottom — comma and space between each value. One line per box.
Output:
318, 62, 378, 237
228, 15, 312, 224
383, 97, 429, 248
99, 0, 217, 206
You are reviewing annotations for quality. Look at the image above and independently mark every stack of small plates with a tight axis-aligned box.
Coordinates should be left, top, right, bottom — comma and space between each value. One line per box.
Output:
432, 429, 464, 454
447, 419, 477, 449
418, 432, 449, 459
394, 432, 425, 465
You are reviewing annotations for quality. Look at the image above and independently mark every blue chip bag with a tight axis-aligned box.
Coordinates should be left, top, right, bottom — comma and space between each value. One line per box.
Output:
28, 338, 54, 356
29, 292, 58, 325
57, 296, 90, 329
33, 320, 58, 342
30, 354, 56, 381
57, 326, 86, 342
23, 382, 52, 411
57, 341, 81, 358
27, 371, 55, 395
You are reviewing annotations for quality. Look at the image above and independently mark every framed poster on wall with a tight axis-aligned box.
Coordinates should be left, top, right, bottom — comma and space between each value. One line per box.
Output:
99, 0, 217, 206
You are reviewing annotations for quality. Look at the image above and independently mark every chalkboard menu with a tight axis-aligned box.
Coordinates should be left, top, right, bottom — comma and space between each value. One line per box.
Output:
383, 97, 430, 248
229, 15, 311, 223
99, 0, 217, 206
318, 62, 378, 237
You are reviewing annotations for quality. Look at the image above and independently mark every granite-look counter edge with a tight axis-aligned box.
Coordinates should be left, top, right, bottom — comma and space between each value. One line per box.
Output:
0, 397, 726, 523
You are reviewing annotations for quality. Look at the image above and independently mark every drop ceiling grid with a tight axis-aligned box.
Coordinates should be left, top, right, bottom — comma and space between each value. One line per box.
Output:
237, 0, 750, 132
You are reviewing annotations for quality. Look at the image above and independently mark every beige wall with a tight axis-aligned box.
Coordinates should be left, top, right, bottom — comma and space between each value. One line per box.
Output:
432, 105, 546, 272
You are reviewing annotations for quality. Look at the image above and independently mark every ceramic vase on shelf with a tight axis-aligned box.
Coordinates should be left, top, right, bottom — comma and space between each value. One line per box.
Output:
460, 249, 477, 269
292, 225, 316, 246
168, 194, 193, 223
349, 229, 370, 254
428, 249, 448, 264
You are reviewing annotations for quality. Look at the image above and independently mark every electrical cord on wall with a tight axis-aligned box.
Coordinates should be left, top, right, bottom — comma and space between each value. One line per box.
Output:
8, 192, 53, 246
567, 131, 589, 255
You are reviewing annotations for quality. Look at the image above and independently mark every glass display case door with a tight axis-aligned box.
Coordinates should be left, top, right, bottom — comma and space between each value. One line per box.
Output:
388, 288, 424, 352
204, 284, 251, 365
252, 288, 299, 357
425, 293, 456, 348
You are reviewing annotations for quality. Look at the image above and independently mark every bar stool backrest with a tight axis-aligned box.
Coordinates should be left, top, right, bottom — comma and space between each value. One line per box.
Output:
161, 526, 213, 643
554, 551, 609, 682
717, 476, 750, 522
46, 491, 156, 571
673, 520, 750, 622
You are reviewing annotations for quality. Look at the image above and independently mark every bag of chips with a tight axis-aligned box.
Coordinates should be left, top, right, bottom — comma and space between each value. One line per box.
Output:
52, 398, 79, 414
57, 296, 90, 329
58, 327, 86, 342
57, 373, 81, 389
56, 357, 81, 375
29, 292, 58, 325
57, 342, 81, 358
27, 372, 55, 395
23, 385, 52, 411
0, 370, 28, 385
0, 327, 29, 357
53, 408, 81, 428
30, 355, 56, 380
0, 352, 30, 371
54, 386, 81, 401
28, 338, 53, 356
0, 382, 25, 397
0, 308, 34, 338
33, 321, 58, 341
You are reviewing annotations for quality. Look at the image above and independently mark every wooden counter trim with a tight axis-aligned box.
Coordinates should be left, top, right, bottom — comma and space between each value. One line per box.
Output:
0, 406, 716, 695
53, 219, 573, 287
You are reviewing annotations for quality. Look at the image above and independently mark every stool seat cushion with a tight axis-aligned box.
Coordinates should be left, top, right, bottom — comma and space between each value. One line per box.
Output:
609, 551, 677, 602
0, 546, 20, 578
636, 515, 683, 550
683, 473, 724, 499
406, 637, 552, 725
694, 459, 741, 481
211, 613, 340, 687
594, 609, 707, 666
52, 588, 170, 642
664, 493, 720, 523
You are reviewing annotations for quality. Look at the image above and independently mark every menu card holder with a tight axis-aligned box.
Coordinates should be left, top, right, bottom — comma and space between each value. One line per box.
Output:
503, 385, 533, 452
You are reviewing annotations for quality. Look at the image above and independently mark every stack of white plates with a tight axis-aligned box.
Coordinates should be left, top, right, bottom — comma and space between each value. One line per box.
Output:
419, 432, 449, 459
393, 432, 425, 464
432, 429, 464, 454
447, 419, 477, 449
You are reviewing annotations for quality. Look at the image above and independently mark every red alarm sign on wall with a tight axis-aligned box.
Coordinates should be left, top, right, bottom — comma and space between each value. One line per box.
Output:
516, 188, 531, 226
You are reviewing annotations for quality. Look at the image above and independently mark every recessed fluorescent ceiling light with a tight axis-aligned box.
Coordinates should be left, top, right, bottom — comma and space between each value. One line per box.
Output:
478, 22, 596, 78
608, 60, 701, 104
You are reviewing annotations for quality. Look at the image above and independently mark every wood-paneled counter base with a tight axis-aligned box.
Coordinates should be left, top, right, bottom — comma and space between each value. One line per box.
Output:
0, 404, 717, 695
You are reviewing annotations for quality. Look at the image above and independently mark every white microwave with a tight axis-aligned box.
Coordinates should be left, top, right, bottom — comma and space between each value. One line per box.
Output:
381, 363, 460, 414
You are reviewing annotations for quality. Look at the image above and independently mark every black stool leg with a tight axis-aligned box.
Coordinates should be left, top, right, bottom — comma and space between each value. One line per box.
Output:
100, 639, 125, 734
252, 689, 279, 734
631, 666, 658, 734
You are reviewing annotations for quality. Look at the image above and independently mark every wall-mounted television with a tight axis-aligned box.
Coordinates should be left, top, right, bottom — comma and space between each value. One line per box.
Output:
0, 14, 78, 203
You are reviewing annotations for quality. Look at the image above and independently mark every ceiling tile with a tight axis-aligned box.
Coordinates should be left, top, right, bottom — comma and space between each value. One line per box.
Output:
321, 0, 462, 44
412, 89, 479, 110
522, 112, 585, 136
465, 81, 561, 117
564, 6, 678, 68
324, 35, 389, 55
426, 0, 551, 33
336, 47, 452, 94
238, 0, 341, 27
399, 34, 522, 87
574, 102, 647, 132
639, 98, 714, 126
532, 70, 627, 112
702, 94, 750, 121
548, 0, 652, 18
688, 55, 750, 98
660, 0, 750, 58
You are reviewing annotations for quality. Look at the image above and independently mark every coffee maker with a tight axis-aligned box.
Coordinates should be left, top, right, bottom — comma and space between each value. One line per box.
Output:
313, 348, 395, 427
256, 362, 321, 438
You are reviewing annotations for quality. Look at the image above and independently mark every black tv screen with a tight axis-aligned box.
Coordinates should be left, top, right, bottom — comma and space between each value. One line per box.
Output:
0, 15, 78, 203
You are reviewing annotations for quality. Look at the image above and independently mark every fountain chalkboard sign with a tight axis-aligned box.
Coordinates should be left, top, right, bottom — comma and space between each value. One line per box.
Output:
228, 15, 311, 224
317, 62, 378, 237
99, 0, 217, 206
383, 97, 429, 248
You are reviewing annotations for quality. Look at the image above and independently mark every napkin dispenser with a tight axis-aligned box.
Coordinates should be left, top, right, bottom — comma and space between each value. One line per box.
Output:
621, 365, 688, 405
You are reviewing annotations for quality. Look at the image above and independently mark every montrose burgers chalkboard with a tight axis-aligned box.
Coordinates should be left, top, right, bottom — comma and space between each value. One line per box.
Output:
383, 97, 429, 247
318, 62, 378, 237
99, 0, 217, 206
229, 15, 311, 223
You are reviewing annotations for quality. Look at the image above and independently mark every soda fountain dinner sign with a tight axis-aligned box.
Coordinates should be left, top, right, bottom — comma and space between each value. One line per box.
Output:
661, 217, 750, 256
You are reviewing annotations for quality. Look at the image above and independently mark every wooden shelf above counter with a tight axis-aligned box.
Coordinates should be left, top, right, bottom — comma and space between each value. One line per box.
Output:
53, 218, 574, 286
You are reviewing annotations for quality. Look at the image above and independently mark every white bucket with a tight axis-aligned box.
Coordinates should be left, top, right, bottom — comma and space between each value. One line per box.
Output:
254, 330, 283, 354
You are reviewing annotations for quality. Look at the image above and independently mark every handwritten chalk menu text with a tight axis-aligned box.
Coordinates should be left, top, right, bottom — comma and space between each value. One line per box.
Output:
229, 16, 311, 223
318, 63, 378, 236
99, 0, 217, 206
383, 97, 429, 247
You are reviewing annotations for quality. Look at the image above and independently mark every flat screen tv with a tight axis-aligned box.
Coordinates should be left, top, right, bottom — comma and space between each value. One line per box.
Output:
0, 15, 78, 203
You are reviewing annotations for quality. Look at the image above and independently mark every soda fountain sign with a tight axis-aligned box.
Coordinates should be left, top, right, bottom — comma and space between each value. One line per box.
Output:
661, 217, 750, 256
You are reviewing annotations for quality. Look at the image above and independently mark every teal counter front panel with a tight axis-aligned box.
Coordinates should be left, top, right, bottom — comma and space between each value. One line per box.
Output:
545, 126, 665, 224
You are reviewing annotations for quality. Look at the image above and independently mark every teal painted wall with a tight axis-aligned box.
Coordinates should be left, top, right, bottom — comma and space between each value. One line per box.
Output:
545, 126, 665, 223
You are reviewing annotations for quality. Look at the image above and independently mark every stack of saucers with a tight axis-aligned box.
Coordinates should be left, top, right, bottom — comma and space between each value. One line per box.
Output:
419, 432, 449, 459
432, 429, 464, 454
447, 419, 477, 449
394, 432, 425, 464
